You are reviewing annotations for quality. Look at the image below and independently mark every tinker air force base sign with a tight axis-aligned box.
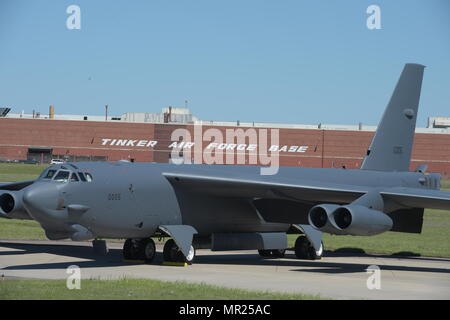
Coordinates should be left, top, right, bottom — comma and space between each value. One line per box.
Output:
100, 127, 310, 174
100, 126, 309, 154
100, 138, 309, 154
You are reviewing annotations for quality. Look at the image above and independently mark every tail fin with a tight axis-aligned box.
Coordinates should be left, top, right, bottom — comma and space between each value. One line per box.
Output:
361, 63, 425, 172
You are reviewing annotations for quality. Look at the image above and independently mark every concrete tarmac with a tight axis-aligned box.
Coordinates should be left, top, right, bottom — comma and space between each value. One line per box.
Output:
0, 239, 449, 299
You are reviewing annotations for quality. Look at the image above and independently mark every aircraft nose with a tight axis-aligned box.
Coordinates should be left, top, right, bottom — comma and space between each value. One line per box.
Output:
23, 183, 62, 221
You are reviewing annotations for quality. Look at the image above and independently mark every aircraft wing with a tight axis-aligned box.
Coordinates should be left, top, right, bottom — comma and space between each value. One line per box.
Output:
380, 187, 450, 210
163, 172, 450, 210
162, 172, 366, 204
0, 180, 35, 191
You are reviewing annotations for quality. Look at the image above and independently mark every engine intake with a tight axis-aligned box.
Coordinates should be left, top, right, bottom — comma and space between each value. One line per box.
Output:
0, 191, 29, 219
0, 193, 15, 214
308, 204, 346, 235
333, 207, 353, 229
331, 205, 393, 236
309, 203, 394, 236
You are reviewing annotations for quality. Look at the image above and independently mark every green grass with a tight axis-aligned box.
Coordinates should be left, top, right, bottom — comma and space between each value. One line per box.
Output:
441, 179, 450, 190
0, 278, 323, 300
0, 218, 46, 239
0, 163, 48, 182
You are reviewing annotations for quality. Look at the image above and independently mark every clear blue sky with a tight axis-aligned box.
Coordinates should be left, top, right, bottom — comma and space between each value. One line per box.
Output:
1, 0, 449, 126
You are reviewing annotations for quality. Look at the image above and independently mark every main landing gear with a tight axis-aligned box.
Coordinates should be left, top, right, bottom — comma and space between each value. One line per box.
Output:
163, 239, 196, 264
257, 235, 323, 260
294, 235, 323, 260
123, 238, 195, 264
123, 238, 156, 263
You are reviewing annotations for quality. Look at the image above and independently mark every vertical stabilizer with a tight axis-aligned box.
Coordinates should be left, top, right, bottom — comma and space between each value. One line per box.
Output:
361, 63, 425, 172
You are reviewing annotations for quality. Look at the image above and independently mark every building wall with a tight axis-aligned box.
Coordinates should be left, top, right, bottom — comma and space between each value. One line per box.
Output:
1, 118, 449, 178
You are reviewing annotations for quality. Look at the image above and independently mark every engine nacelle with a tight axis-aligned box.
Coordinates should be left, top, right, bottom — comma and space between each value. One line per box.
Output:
331, 204, 393, 236
308, 204, 347, 235
0, 191, 30, 220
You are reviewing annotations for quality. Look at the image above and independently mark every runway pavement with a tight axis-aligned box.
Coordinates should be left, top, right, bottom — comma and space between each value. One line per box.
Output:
0, 239, 449, 299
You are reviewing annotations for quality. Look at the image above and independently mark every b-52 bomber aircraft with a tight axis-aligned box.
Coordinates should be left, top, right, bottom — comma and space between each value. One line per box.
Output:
1, 63, 450, 264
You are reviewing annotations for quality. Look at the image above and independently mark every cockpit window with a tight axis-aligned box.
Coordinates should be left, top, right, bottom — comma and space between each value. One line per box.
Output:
70, 172, 79, 182
78, 172, 87, 182
43, 169, 57, 179
53, 170, 70, 182
85, 173, 93, 182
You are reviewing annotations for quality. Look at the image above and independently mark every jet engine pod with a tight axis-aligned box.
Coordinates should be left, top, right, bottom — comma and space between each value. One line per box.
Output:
0, 191, 29, 219
308, 204, 346, 235
331, 204, 393, 236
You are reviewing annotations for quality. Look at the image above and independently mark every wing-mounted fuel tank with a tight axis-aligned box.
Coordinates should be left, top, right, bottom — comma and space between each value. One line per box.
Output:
0, 191, 31, 220
308, 191, 394, 236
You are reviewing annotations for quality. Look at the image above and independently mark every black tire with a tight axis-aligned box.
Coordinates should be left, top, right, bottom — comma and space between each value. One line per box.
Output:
294, 235, 310, 259
171, 249, 185, 263
163, 239, 176, 262
123, 239, 137, 260
271, 249, 286, 258
139, 238, 156, 263
258, 249, 272, 257
163, 239, 195, 264
308, 241, 324, 260
295, 236, 324, 260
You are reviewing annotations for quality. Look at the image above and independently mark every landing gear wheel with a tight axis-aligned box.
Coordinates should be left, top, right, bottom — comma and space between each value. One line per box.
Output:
184, 245, 196, 264
123, 238, 139, 260
139, 238, 156, 263
163, 239, 195, 264
295, 235, 323, 260
163, 239, 176, 262
309, 241, 324, 260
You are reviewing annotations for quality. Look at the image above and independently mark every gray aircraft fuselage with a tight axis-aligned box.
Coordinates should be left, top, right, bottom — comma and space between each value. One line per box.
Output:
21, 161, 438, 240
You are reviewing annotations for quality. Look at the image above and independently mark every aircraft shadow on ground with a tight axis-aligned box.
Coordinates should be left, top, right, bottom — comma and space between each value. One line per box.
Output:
0, 241, 130, 270
323, 248, 449, 262
194, 252, 450, 275
1, 241, 449, 275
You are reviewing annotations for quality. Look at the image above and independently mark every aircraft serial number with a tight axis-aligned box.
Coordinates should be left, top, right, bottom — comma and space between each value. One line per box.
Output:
107, 193, 121, 200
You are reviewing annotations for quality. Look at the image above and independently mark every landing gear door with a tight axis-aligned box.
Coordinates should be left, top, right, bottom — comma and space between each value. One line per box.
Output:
293, 224, 323, 252
159, 225, 198, 257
